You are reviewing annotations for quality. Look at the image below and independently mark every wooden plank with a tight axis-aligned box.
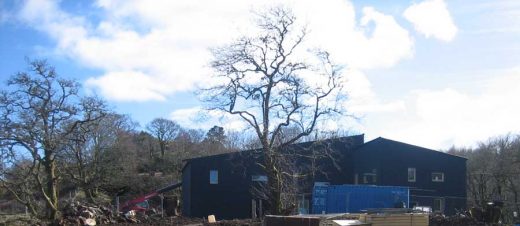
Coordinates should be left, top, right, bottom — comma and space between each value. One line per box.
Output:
359, 213, 428, 226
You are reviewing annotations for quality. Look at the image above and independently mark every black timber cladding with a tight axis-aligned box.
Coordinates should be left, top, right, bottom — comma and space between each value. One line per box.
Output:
182, 135, 467, 218
352, 137, 467, 215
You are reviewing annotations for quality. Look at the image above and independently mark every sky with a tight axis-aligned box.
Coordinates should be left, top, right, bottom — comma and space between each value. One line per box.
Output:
0, 0, 519, 150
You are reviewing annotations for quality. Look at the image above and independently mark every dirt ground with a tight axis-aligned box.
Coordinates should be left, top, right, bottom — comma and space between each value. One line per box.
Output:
0, 214, 43, 226
0, 215, 261, 226
105, 217, 260, 226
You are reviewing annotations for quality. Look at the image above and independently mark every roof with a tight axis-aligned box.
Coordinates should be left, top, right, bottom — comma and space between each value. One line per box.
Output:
357, 137, 467, 160
183, 134, 365, 162
181, 135, 466, 172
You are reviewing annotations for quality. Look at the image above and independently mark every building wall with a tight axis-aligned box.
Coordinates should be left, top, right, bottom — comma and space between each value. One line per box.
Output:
182, 136, 467, 218
181, 163, 191, 216
352, 138, 467, 215
183, 152, 264, 219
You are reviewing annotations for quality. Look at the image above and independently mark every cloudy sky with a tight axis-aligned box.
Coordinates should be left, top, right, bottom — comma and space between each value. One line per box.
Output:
1, 0, 519, 150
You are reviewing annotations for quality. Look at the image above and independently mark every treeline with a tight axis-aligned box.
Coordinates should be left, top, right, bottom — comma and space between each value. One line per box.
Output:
0, 60, 256, 220
448, 134, 520, 222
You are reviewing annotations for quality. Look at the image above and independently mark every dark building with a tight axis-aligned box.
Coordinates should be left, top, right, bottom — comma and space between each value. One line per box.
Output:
181, 135, 466, 219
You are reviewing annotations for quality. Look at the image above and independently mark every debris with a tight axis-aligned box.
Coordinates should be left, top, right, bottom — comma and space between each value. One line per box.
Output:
60, 201, 140, 225
429, 212, 486, 226
84, 218, 97, 226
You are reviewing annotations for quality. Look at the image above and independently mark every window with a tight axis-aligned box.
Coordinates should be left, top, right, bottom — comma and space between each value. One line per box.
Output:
432, 172, 444, 182
408, 168, 416, 182
363, 169, 377, 184
297, 195, 309, 214
433, 198, 444, 212
251, 175, 268, 182
363, 173, 376, 184
209, 170, 218, 184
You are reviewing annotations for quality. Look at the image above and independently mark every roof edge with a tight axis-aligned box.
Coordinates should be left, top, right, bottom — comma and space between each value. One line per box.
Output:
363, 137, 467, 160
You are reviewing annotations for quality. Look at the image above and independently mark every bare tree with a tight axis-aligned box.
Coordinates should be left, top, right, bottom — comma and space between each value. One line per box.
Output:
449, 134, 520, 223
63, 113, 134, 203
0, 60, 105, 220
146, 118, 181, 158
200, 7, 345, 214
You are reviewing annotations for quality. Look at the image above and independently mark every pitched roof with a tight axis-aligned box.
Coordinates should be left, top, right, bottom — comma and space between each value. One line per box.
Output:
357, 137, 467, 160
183, 134, 365, 162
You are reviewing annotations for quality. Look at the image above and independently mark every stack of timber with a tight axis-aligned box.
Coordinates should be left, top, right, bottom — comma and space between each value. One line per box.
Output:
318, 214, 368, 226
358, 213, 429, 226
264, 215, 321, 226
265, 213, 429, 226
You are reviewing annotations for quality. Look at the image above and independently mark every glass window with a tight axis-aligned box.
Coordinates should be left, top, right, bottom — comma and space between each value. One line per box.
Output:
210, 170, 218, 184
297, 195, 310, 214
363, 173, 377, 184
432, 172, 444, 182
251, 175, 268, 182
433, 198, 444, 212
408, 168, 416, 182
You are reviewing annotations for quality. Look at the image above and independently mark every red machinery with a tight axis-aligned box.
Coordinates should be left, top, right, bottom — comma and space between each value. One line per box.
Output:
119, 182, 182, 213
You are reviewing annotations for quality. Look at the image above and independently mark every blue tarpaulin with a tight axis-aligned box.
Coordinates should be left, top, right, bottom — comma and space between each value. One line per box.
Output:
312, 184, 409, 214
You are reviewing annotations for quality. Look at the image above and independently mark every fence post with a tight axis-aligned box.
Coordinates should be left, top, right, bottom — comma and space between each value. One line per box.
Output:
161, 194, 164, 218
251, 199, 257, 219
259, 199, 263, 218
116, 196, 120, 213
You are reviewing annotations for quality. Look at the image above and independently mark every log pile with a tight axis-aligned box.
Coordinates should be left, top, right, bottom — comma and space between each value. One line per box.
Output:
60, 201, 140, 225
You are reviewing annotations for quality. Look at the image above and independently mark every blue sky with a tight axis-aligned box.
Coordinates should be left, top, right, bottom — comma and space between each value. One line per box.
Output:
1, 0, 519, 149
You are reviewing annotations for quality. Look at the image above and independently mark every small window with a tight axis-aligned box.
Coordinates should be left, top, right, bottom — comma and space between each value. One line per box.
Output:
363, 173, 377, 184
433, 198, 444, 212
251, 175, 268, 182
209, 170, 218, 184
432, 172, 444, 182
297, 195, 310, 214
408, 168, 416, 182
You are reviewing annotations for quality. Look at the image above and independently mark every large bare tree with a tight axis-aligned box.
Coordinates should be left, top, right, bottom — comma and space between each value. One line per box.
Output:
146, 118, 181, 158
63, 113, 133, 203
0, 60, 106, 220
200, 7, 345, 214
449, 134, 520, 223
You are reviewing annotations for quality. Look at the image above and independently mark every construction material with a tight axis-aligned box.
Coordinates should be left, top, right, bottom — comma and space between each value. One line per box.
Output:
313, 184, 409, 214
265, 215, 321, 226
265, 213, 432, 226
331, 220, 370, 226
359, 213, 428, 226
208, 215, 217, 223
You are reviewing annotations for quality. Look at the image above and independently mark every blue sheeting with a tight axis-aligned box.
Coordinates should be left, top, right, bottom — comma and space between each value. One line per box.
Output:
312, 184, 409, 214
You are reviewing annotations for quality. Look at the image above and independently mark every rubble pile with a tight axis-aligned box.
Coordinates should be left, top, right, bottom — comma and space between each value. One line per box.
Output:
429, 213, 487, 226
60, 202, 137, 225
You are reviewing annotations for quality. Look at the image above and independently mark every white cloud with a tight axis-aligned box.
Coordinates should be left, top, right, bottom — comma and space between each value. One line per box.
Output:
403, 0, 457, 42
363, 68, 520, 149
15, 0, 414, 102
85, 71, 169, 101
170, 107, 247, 131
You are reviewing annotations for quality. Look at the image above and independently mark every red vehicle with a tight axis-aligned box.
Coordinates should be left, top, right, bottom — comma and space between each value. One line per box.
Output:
119, 182, 182, 213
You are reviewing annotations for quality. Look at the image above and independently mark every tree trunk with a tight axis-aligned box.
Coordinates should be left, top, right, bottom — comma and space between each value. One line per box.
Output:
44, 156, 60, 221
264, 147, 284, 215
86, 188, 96, 204
160, 142, 166, 158
266, 169, 283, 214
